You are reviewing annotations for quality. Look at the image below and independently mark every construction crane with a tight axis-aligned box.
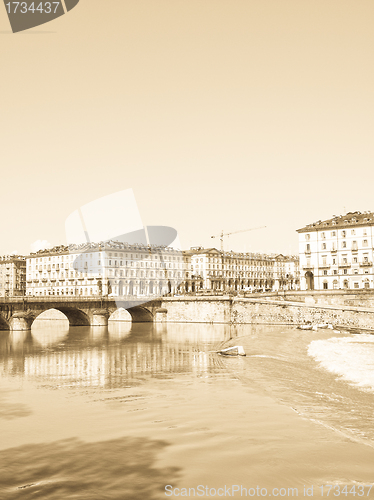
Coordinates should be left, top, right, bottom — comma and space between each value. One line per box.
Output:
211, 226, 266, 251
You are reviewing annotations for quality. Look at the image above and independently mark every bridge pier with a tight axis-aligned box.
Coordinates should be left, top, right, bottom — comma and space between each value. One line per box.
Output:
91, 309, 110, 327
154, 308, 168, 323
10, 312, 34, 331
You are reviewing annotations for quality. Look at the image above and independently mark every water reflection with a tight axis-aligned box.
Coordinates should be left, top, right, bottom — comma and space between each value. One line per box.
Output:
32, 323, 69, 348
108, 321, 132, 339
0, 323, 236, 388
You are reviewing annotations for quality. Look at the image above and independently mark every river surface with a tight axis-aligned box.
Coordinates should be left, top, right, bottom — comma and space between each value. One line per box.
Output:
0, 320, 374, 499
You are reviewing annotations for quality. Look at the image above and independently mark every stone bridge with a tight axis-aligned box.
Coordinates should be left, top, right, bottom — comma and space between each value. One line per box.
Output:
2, 292, 374, 331
0, 297, 164, 331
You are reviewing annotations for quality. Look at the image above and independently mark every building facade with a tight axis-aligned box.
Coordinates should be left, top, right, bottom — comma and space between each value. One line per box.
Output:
187, 248, 299, 293
0, 256, 26, 297
272, 254, 300, 291
26, 241, 187, 298
297, 211, 374, 291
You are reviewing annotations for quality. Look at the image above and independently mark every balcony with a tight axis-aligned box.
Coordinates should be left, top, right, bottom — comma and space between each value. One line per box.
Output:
41, 278, 47, 283
330, 249, 337, 254
304, 250, 311, 255
338, 263, 350, 268
360, 262, 373, 267
319, 264, 330, 269
302, 265, 314, 270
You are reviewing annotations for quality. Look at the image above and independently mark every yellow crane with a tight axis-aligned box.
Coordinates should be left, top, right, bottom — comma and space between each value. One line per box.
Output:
211, 226, 266, 252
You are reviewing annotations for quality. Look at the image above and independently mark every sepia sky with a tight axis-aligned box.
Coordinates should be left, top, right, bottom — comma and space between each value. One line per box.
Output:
1, 0, 373, 256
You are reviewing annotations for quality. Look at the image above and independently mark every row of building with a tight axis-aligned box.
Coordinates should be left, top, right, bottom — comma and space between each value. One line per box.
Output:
3, 210, 374, 297
0, 243, 299, 297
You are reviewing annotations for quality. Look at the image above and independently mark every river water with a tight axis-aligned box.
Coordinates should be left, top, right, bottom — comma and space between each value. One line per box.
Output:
0, 320, 374, 499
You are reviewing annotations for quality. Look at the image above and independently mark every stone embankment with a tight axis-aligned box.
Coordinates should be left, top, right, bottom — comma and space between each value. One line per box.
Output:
160, 295, 374, 330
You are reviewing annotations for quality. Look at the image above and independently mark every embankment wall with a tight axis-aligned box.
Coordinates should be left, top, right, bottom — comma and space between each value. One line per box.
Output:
161, 297, 374, 330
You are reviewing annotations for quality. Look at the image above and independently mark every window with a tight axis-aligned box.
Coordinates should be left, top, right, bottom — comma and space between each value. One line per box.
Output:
323, 282, 328, 290
321, 232, 325, 239
322, 243, 326, 250
342, 230, 346, 237
306, 244, 310, 252
332, 258, 336, 264
344, 269, 347, 274
305, 234, 310, 240
363, 240, 368, 247
342, 241, 346, 248
351, 230, 356, 235
323, 270, 328, 275
331, 231, 336, 237
333, 270, 338, 275
353, 257, 358, 263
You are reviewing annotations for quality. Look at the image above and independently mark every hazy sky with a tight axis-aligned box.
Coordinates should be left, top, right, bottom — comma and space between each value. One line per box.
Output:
1, 1, 373, 256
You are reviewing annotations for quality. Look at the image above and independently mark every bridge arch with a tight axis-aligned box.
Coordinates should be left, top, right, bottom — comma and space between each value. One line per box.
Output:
32, 307, 91, 327
0, 314, 9, 331
109, 308, 132, 322
126, 306, 154, 323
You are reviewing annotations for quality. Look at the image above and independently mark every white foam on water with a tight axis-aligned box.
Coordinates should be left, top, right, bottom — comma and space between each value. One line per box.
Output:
308, 334, 374, 393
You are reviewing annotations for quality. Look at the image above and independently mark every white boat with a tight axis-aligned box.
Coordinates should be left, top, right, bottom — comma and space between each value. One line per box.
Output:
218, 346, 246, 356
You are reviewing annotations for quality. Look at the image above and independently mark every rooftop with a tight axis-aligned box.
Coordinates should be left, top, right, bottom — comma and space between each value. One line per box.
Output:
297, 211, 374, 233
187, 247, 298, 261
28, 241, 181, 257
